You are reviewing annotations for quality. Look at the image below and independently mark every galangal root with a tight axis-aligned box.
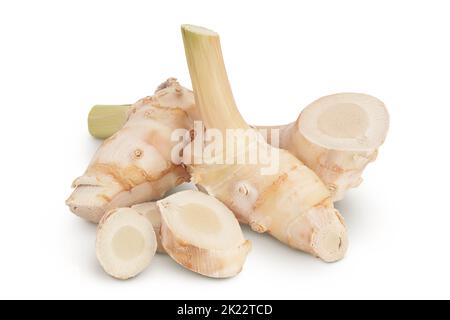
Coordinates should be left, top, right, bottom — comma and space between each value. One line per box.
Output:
181, 24, 347, 262
96, 207, 157, 280
67, 24, 389, 280
158, 190, 251, 278
87, 91, 388, 202
66, 79, 198, 223
97, 191, 251, 279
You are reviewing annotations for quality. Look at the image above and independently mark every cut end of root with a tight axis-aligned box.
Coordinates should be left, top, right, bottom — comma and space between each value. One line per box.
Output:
306, 208, 348, 263
88, 105, 130, 139
158, 190, 245, 250
287, 206, 348, 262
311, 220, 348, 263
158, 190, 251, 278
96, 208, 157, 280
298, 93, 389, 151
181, 24, 218, 37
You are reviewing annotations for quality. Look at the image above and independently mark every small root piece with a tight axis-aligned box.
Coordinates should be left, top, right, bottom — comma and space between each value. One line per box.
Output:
280, 206, 348, 262
158, 190, 251, 278
96, 208, 157, 280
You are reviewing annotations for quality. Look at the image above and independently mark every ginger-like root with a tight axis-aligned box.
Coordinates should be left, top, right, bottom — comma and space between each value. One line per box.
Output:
87, 93, 388, 201
131, 202, 165, 253
66, 78, 198, 223
276, 93, 389, 201
157, 190, 251, 278
96, 207, 157, 280
181, 25, 348, 262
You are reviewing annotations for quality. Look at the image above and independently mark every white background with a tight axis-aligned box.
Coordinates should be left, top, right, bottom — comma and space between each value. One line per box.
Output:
1, 0, 449, 300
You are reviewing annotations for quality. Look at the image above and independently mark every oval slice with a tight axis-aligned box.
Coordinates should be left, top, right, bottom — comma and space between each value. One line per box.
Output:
158, 190, 251, 278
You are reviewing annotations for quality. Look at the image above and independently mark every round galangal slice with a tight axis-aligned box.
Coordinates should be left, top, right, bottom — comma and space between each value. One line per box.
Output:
96, 207, 157, 280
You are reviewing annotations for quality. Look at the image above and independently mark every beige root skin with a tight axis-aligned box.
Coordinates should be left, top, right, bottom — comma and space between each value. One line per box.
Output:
158, 190, 251, 278
189, 147, 348, 261
182, 25, 348, 262
66, 78, 197, 223
131, 202, 165, 253
96, 207, 157, 280
278, 93, 389, 201
280, 122, 377, 201
88, 91, 388, 201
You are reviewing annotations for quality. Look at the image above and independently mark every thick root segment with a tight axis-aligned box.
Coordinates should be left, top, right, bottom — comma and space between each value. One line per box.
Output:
96, 208, 157, 280
131, 202, 165, 253
66, 78, 195, 223
182, 25, 348, 262
286, 206, 348, 262
281, 93, 389, 201
158, 190, 251, 278
190, 146, 347, 262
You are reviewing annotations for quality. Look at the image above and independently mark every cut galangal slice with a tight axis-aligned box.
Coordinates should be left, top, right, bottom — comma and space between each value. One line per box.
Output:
157, 190, 251, 278
96, 207, 157, 280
